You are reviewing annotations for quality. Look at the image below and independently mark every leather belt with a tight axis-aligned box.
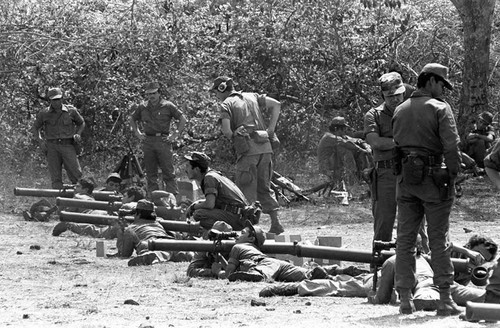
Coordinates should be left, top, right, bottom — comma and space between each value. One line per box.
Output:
216, 204, 244, 215
145, 133, 168, 137
47, 138, 73, 145
376, 159, 393, 169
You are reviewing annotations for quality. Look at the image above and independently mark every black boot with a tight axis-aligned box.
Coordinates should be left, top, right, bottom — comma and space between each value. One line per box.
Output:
398, 288, 415, 314
436, 288, 462, 316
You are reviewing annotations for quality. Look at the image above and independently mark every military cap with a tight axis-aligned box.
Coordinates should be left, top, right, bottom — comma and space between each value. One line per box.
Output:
379, 72, 406, 96
47, 88, 63, 100
479, 111, 494, 125
136, 199, 155, 212
210, 76, 233, 92
420, 63, 453, 90
330, 116, 350, 128
245, 220, 266, 247
184, 151, 211, 169
143, 82, 160, 93
106, 172, 122, 183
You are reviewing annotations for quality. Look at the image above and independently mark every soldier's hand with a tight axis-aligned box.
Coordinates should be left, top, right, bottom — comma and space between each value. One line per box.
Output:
39, 140, 48, 153
73, 134, 81, 142
136, 131, 146, 141
466, 249, 486, 268
186, 203, 196, 218
211, 262, 223, 275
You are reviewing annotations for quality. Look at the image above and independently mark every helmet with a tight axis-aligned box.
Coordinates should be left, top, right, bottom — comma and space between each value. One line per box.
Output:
245, 220, 266, 247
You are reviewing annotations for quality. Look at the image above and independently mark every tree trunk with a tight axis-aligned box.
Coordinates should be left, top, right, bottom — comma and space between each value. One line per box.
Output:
450, 0, 496, 137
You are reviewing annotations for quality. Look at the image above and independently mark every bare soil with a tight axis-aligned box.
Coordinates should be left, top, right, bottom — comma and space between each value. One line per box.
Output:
1, 177, 499, 328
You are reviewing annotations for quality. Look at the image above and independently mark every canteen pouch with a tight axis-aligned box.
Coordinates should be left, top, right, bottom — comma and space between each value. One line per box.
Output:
251, 130, 269, 143
401, 153, 426, 184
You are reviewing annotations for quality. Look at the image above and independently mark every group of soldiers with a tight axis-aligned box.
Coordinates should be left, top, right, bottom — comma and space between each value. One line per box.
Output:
27, 67, 500, 319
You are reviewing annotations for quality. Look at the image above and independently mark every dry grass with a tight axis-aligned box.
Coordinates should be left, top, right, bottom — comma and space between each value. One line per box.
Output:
1, 169, 500, 327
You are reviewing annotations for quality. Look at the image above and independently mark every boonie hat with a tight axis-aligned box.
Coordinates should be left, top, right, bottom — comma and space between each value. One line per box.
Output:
144, 81, 160, 93
479, 111, 494, 125
331, 116, 350, 128
106, 172, 122, 183
245, 220, 266, 247
47, 88, 63, 100
184, 151, 211, 169
420, 63, 453, 90
210, 76, 233, 92
136, 199, 155, 212
212, 221, 233, 233
379, 72, 406, 96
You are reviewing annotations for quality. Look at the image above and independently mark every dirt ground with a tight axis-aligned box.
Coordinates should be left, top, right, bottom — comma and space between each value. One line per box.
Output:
1, 177, 499, 328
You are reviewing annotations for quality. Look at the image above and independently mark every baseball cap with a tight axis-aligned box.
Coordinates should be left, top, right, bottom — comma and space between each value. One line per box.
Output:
184, 151, 211, 169
379, 72, 406, 96
331, 116, 350, 128
106, 172, 122, 183
420, 63, 453, 90
144, 82, 160, 93
136, 199, 155, 212
245, 220, 266, 247
47, 88, 63, 100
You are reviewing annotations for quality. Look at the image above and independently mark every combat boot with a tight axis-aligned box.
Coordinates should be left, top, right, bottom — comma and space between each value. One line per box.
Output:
268, 210, 284, 235
436, 288, 462, 316
259, 282, 300, 297
52, 222, 69, 236
398, 288, 416, 314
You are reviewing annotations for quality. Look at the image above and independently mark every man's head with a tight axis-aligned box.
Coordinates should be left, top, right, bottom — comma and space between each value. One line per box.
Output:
105, 173, 122, 192
122, 185, 146, 203
465, 235, 498, 262
478, 111, 494, 129
47, 87, 63, 110
328, 116, 350, 133
210, 76, 234, 101
143, 81, 160, 103
75, 177, 95, 195
379, 72, 405, 110
236, 220, 266, 248
184, 152, 211, 178
417, 63, 453, 97
135, 199, 156, 220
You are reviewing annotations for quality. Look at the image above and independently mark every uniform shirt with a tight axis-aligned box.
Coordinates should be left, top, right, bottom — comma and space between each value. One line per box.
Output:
484, 139, 500, 171
119, 218, 174, 257
317, 132, 365, 174
131, 99, 183, 135
32, 104, 84, 140
468, 124, 496, 149
201, 169, 249, 208
227, 242, 267, 267
219, 91, 273, 156
364, 103, 394, 162
393, 90, 460, 176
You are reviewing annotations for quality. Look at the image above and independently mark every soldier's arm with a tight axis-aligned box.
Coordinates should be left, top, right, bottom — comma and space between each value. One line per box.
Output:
264, 96, 281, 134
365, 132, 395, 151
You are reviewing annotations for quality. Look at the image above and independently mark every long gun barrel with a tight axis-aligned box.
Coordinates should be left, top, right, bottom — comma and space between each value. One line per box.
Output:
465, 302, 500, 322
59, 211, 202, 235
56, 197, 123, 211
14, 187, 121, 201
148, 239, 469, 272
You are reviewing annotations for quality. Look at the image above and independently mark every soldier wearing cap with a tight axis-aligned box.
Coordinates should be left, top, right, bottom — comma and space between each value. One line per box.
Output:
183, 151, 250, 231
129, 81, 187, 196
117, 199, 193, 266
100, 172, 122, 192
210, 76, 284, 234
317, 116, 372, 191
392, 63, 461, 316
363, 72, 406, 243
31, 87, 85, 189
463, 111, 496, 168
484, 138, 500, 190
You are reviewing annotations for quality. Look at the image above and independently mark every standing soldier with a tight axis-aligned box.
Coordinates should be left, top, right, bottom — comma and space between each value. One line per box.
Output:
130, 82, 186, 196
392, 63, 461, 316
211, 76, 284, 235
32, 87, 85, 189
363, 72, 406, 242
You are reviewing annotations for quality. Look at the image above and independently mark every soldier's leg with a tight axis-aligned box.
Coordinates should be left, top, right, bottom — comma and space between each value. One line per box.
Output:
192, 209, 244, 231
373, 168, 397, 241
156, 140, 178, 195
60, 144, 82, 184
143, 139, 159, 193
47, 142, 64, 189
235, 155, 259, 203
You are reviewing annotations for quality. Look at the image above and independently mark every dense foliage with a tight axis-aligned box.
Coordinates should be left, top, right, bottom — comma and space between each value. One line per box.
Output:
0, 0, 498, 178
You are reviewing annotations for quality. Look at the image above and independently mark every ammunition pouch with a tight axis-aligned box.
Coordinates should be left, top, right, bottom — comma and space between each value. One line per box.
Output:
251, 130, 270, 144
401, 153, 426, 184
431, 166, 452, 200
